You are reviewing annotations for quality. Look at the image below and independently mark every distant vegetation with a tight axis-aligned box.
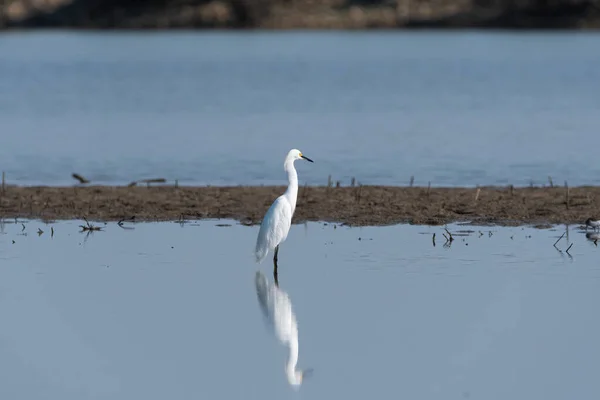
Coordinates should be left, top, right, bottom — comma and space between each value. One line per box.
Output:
1, 0, 599, 29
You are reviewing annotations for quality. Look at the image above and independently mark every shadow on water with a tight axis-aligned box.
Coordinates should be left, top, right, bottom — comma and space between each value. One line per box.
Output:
254, 270, 313, 390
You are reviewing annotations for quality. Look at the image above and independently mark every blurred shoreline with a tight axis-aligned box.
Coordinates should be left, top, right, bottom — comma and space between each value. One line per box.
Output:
1, 185, 599, 227
1, 0, 599, 30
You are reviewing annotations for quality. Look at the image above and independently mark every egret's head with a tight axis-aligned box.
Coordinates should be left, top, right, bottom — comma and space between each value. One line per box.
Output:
286, 149, 314, 164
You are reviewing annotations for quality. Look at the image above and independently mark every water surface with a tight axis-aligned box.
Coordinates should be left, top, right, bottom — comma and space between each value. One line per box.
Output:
0, 219, 599, 399
1, 31, 600, 186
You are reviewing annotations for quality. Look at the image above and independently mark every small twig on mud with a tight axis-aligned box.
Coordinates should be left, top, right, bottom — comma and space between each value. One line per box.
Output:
79, 217, 103, 232
355, 183, 363, 204
565, 243, 573, 255
21, 223, 25, 232
553, 232, 566, 248
432, 233, 436, 247
176, 214, 188, 225
72, 173, 90, 184
51, 227, 54, 238
37, 228, 43, 236
554, 245, 563, 254
117, 216, 136, 228
444, 228, 454, 242
443, 232, 452, 248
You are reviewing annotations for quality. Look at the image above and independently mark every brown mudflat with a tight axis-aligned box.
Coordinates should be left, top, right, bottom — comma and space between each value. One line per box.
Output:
3, 0, 600, 30
0, 185, 599, 227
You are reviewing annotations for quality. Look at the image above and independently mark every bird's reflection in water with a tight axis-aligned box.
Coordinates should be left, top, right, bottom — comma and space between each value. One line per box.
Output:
254, 271, 312, 389
585, 232, 600, 246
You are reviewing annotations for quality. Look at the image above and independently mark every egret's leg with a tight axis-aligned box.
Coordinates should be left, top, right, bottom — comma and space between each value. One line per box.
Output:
273, 245, 279, 287
273, 262, 279, 287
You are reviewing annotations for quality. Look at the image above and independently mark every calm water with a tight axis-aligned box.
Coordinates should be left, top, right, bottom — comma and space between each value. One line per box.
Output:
0, 219, 599, 399
1, 31, 600, 187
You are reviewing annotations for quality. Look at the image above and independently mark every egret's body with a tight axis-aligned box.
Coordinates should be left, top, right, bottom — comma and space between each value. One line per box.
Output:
254, 196, 293, 264
255, 149, 313, 277
255, 271, 311, 388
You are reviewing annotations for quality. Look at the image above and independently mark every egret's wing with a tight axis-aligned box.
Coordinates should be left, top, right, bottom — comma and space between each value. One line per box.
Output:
254, 196, 293, 263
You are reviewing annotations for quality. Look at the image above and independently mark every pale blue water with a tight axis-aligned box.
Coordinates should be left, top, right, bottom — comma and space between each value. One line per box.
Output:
0, 219, 599, 399
1, 31, 600, 187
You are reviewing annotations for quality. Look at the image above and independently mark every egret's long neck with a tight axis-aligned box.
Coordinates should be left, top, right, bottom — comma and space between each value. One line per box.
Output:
283, 160, 299, 214
285, 339, 300, 385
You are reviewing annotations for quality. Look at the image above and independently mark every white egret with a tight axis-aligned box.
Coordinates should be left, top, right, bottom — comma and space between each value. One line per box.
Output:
254, 271, 312, 388
254, 149, 313, 279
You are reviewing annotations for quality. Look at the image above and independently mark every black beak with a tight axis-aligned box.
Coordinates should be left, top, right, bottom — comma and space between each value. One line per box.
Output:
301, 155, 314, 163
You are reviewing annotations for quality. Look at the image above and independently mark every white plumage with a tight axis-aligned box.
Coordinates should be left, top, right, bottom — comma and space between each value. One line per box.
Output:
254, 149, 313, 265
255, 196, 293, 263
